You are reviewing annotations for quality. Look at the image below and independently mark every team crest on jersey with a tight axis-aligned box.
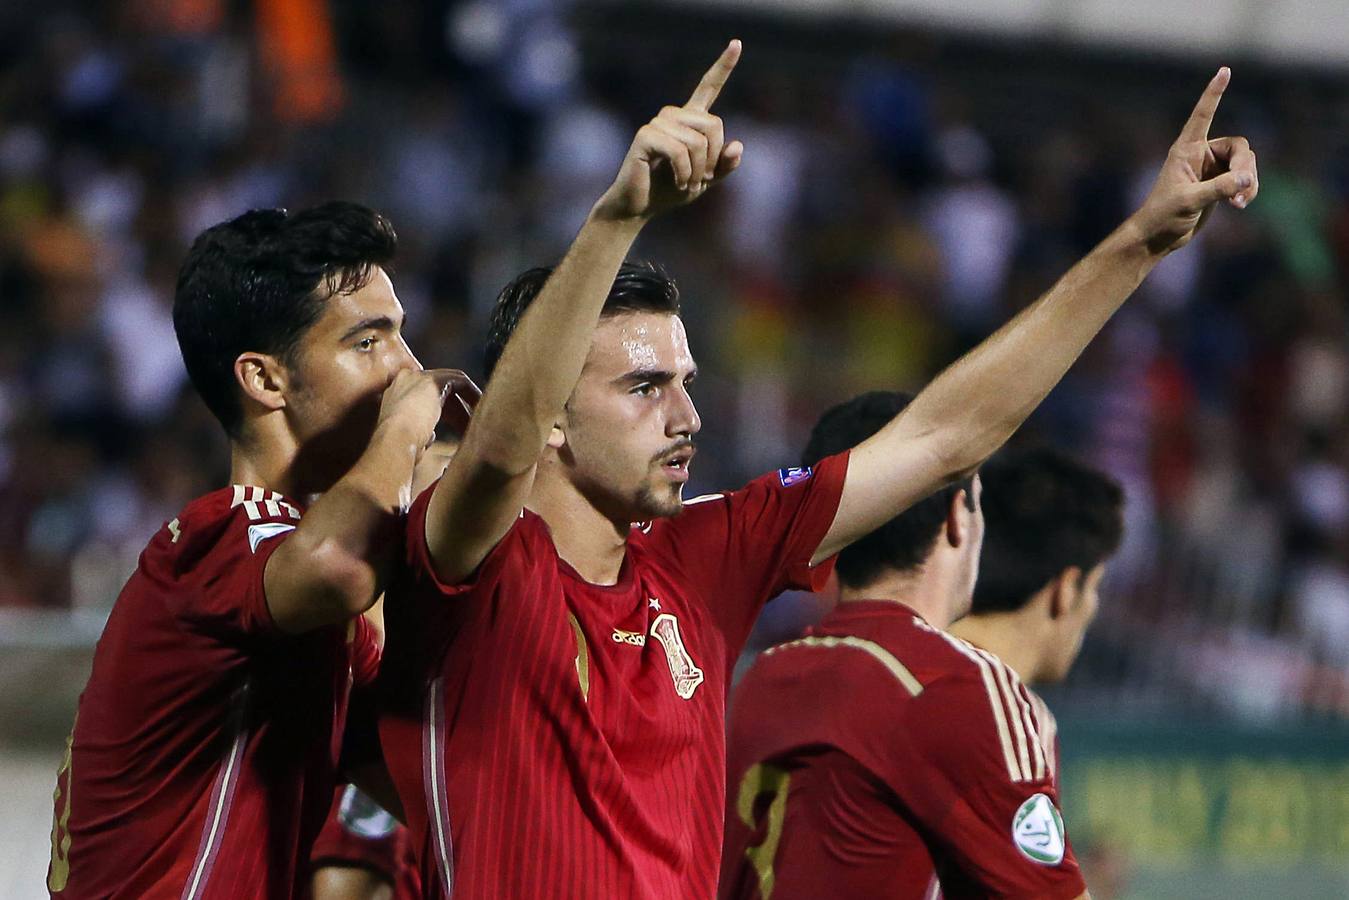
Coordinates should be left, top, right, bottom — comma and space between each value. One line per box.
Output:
777, 466, 813, 487
649, 613, 704, 699
1012, 793, 1066, 865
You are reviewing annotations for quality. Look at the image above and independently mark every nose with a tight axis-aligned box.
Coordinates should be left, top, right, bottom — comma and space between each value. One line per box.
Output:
395, 334, 421, 373
667, 384, 701, 438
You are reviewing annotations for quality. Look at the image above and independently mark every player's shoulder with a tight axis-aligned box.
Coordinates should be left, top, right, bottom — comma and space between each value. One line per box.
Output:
898, 621, 1027, 703
151, 485, 303, 566
855, 611, 1000, 693
903, 635, 1058, 785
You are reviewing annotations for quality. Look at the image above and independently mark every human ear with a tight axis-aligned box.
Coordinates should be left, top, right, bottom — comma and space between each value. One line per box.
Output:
234, 352, 288, 414
945, 489, 968, 548
1049, 567, 1083, 619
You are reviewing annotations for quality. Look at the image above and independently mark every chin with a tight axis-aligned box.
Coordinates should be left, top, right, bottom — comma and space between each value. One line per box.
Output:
633, 484, 685, 521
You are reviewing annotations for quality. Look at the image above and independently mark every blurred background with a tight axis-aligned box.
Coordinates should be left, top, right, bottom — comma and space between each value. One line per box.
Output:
1, 0, 1347, 897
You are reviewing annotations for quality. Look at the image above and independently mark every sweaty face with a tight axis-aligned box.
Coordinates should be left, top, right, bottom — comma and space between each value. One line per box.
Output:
283, 267, 420, 492
1048, 563, 1105, 683
558, 312, 701, 523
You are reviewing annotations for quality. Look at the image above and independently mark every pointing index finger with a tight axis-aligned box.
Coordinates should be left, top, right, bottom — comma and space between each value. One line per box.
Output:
685, 39, 741, 112
1178, 66, 1230, 144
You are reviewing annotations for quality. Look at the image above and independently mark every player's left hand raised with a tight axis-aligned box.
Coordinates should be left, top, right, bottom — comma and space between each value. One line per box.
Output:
1131, 67, 1259, 255
592, 40, 744, 223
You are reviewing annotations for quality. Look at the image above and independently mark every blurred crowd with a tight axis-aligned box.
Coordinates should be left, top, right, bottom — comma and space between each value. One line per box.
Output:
2, 1, 1348, 723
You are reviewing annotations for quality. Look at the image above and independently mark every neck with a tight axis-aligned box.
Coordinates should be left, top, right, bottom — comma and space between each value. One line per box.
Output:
837, 563, 961, 629
529, 463, 630, 585
948, 611, 1042, 683
228, 414, 319, 498
230, 441, 300, 497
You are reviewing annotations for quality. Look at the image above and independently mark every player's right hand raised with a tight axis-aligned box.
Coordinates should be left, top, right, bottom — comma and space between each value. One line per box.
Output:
377, 368, 481, 451
592, 40, 744, 223
1130, 67, 1258, 256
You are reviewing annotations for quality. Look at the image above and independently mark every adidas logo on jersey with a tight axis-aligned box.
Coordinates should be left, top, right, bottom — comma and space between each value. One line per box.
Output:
612, 629, 647, 647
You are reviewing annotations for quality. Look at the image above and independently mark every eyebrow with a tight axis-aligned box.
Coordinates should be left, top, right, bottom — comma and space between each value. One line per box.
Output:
339, 315, 403, 342
617, 366, 699, 385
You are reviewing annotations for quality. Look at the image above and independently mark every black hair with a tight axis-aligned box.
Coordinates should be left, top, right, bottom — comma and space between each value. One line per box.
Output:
972, 448, 1125, 614
803, 391, 975, 590
483, 260, 680, 379
172, 201, 397, 438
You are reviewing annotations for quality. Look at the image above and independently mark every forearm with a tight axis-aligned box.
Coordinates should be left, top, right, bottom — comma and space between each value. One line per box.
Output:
462, 211, 645, 474
265, 420, 422, 632
889, 218, 1158, 476
816, 68, 1254, 565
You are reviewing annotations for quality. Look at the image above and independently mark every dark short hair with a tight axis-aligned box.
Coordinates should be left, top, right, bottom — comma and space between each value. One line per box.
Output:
972, 448, 1125, 614
483, 261, 681, 379
173, 202, 397, 438
803, 391, 975, 590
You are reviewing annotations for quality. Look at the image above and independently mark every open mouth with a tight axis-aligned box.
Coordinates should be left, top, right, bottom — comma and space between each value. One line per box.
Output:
659, 445, 695, 478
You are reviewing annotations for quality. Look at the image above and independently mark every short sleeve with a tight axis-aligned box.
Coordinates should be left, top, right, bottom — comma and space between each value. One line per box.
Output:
881, 675, 1086, 900
402, 481, 533, 600
171, 490, 303, 639
645, 451, 850, 644
351, 615, 383, 688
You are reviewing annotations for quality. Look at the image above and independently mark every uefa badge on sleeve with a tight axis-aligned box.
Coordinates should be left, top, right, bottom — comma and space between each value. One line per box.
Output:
777, 466, 813, 487
1011, 793, 1066, 865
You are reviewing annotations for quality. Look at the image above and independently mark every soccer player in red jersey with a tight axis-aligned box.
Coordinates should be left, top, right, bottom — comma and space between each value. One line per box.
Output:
310, 784, 422, 900
379, 50, 1255, 899
951, 448, 1126, 757
721, 408, 1124, 900
48, 203, 475, 899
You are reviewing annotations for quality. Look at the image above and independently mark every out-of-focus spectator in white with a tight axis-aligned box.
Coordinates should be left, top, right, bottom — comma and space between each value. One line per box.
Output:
923, 122, 1020, 334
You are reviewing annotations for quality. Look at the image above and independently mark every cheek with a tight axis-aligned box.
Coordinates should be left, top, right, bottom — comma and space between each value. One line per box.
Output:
335, 353, 397, 399
305, 356, 386, 416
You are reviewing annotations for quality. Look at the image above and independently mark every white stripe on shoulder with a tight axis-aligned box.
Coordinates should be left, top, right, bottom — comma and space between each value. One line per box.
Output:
1010, 670, 1048, 782
1029, 691, 1059, 781
230, 485, 301, 522
918, 621, 1027, 782
764, 634, 923, 697
1001, 659, 1049, 782
971, 647, 1045, 782
682, 492, 728, 507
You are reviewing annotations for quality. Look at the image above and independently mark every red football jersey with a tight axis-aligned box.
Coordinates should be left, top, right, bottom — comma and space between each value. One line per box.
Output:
721, 601, 1085, 900
377, 455, 848, 899
310, 784, 422, 900
48, 485, 382, 899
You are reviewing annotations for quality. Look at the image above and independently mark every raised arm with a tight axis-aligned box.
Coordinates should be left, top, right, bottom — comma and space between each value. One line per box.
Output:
264, 367, 475, 633
424, 41, 745, 586
814, 67, 1258, 564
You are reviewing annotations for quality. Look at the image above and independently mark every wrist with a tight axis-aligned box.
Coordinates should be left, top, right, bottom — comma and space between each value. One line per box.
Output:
586, 198, 654, 234
371, 414, 428, 453
1113, 214, 1169, 266
1118, 211, 1175, 261
346, 419, 424, 507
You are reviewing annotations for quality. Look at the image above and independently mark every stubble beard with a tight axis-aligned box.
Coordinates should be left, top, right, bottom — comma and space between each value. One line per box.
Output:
634, 478, 684, 521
